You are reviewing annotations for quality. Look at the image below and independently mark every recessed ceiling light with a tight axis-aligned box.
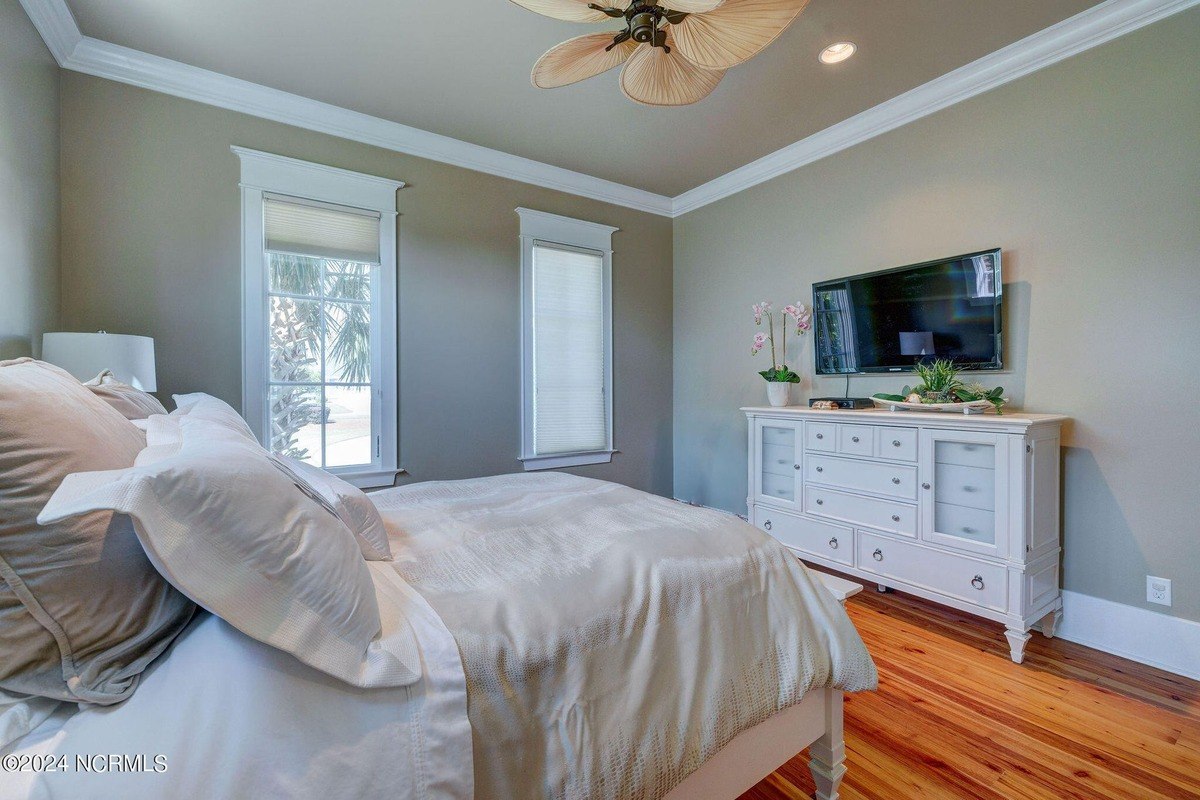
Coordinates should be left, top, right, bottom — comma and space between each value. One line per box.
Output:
819, 42, 857, 65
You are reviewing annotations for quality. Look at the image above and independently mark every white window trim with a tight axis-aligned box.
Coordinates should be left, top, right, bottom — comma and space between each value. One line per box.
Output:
234, 146, 403, 489
517, 207, 618, 471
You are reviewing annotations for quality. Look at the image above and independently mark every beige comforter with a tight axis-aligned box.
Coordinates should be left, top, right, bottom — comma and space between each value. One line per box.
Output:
373, 473, 876, 800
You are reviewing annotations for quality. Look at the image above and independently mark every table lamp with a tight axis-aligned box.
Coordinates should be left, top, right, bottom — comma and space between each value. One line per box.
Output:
41, 331, 157, 391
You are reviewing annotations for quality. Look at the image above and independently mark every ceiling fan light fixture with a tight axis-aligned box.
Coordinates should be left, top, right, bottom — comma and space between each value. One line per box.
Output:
818, 41, 856, 64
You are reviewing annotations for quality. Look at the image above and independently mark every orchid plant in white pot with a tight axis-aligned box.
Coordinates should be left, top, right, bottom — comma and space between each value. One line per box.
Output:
751, 300, 812, 407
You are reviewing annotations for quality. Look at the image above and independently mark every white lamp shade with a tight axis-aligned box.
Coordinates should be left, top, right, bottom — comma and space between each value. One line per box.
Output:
42, 332, 157, 391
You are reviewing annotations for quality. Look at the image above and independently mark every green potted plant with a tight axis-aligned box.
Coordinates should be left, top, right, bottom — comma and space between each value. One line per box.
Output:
751, 300, 811, 407
873, 358, 1007, 413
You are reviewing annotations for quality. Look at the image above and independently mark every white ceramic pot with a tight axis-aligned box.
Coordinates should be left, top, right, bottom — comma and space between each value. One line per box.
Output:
766, 381, 791, 407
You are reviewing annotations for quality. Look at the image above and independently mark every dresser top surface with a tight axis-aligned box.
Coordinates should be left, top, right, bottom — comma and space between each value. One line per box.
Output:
741, 406, 1067, 430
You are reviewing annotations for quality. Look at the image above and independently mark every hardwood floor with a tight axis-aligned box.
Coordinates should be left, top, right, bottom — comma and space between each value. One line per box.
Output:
740, 574, 1200, 800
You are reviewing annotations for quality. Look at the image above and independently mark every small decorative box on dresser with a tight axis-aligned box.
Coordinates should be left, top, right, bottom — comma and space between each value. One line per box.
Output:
744, 406, 1068, 663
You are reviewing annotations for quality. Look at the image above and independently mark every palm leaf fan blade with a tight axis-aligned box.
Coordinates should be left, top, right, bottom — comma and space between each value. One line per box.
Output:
672, 0, 811, 70
619, 35, 725, 106
508, 0, 612, 22
662, 0, 726, 12
532, 33, 638, 88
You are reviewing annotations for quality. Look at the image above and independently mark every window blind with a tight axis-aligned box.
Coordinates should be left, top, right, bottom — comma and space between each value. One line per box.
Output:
264, 196, 381, 263
531, 243, 607, 456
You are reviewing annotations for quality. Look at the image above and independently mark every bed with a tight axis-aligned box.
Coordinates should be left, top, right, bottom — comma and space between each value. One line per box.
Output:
2, 473, 873, 799
0, 369, 875, 800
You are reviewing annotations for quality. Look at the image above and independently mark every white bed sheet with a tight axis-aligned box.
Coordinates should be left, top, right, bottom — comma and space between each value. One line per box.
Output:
374, 473, 877, 800
0, 564, 471, 800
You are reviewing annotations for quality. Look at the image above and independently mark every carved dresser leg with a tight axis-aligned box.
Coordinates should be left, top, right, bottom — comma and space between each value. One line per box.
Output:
810, 689, 846, 800
1040, 609, 1059, 638
1005, 626, 1032, 664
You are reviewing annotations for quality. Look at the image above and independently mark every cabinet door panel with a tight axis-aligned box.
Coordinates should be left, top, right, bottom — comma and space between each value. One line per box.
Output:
752, 419, 801, 509
919, 428, 1010, 558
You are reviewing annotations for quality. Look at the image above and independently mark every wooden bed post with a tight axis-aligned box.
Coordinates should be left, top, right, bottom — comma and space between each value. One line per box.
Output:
809, 688, 846, 800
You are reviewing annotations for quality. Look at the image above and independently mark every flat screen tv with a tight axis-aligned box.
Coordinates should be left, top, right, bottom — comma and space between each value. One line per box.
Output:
812, 248, 1002, 375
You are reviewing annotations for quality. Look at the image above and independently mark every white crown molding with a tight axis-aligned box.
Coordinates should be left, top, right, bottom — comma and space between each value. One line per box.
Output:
17, 0, 81, 64
672, 0, 1200, 216
17, 0, 1198, 219
17, 0, 674, 217
1057, 591, 1200, 681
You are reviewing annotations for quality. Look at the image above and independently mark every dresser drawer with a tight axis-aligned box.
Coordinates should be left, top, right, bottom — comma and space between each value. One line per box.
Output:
804, 485, 917, 537
805, 422, 837, 452
760, 472, 797, 503
933, 502, 997, 545
761, 443, 797, 477
754, 510, 852, 566
935, 440, 996, 469
934, 463, 996, 510
761, 425, 796, 446
875, 426, 918, 462
837, 425, 874, 457
806, 454, 917, 500
856, 532, 1007, 612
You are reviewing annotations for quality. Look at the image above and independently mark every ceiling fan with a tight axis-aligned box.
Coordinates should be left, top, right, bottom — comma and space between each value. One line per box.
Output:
515, 0, 811, 106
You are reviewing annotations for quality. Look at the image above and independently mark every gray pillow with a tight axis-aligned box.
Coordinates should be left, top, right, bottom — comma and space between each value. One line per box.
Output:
0, 359, 194, 705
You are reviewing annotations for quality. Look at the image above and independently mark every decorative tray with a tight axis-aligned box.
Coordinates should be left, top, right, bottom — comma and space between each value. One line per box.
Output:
871, 397, 1003, 415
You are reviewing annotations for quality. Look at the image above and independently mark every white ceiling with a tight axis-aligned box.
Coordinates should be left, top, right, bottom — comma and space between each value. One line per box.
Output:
64, 0, 1102, 196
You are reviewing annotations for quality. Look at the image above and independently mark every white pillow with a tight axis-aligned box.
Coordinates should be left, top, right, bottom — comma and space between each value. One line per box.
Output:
275, 457, 393, 561
171, 392, 256, 441
148, 413, 392, 562
38, 416, 422, 689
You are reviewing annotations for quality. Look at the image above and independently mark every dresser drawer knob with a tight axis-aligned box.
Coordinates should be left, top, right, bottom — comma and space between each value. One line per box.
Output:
963, 485, 976, 493
828, 537, 839, 549
763, 520, 772, 531
971, 575, 985, 590
962, 526, 976, 534
816, 433, 824, 440
892, 439, 901, 447
851, 435, 860, 443
891, 514, 901, 522
815, 498, 824, 506
816, 466, 824, 473
793, 464, 800, 470
872, 548, 883, 561
922, 482, 931, 490
891, 477, 901, 484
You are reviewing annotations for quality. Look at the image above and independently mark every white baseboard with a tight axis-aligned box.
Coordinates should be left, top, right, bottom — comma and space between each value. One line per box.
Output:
1056, 591, 1200, 681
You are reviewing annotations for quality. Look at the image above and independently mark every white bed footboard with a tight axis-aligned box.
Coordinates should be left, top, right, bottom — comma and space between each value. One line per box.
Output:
662, 687, 846, 800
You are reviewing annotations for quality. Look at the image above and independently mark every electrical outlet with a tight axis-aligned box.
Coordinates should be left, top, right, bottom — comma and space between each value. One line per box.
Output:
1147, 575, 1172, 606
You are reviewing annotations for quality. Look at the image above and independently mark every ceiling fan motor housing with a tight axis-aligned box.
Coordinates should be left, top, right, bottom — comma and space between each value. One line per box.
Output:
630, 11, 658, 42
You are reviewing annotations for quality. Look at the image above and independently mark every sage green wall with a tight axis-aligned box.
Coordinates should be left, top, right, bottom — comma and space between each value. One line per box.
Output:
673, 11, 1200, 621
59, 73, 673, 496
0, 0, 59, 358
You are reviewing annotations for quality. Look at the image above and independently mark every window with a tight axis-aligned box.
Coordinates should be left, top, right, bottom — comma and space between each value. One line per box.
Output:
234, 147, 402, 488
517, 208, 616, 470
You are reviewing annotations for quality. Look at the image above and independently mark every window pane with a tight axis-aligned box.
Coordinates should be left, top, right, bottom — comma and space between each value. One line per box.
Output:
532, 245, 606, 455
324, 386, 372, 467
270, 385, 322, 465
324, 301, 372, 383
324, 261, 372, 302
269, 253, 322, 296
269, 296, 322, 383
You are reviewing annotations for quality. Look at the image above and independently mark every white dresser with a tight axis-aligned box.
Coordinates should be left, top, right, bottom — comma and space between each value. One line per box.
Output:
744, 406, 1068, 663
